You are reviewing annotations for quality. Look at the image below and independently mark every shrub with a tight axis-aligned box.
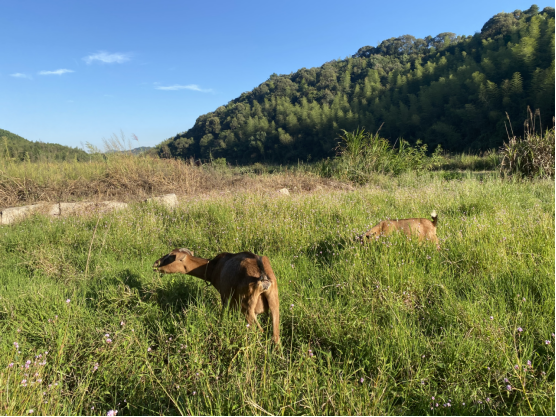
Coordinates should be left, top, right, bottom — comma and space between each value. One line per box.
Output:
321, 128, 441, 183
500, 108, 555, 178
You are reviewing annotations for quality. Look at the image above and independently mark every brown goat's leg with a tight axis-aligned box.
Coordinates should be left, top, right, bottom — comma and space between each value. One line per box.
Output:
246, 296, 264, 333
266, 291, 280, 344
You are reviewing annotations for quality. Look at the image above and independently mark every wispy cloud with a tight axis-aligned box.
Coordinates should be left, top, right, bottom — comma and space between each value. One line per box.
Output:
10, 73, 32, 79
83, 51, 131, 64
39, 69, 74, 75
155, 84, 213, 92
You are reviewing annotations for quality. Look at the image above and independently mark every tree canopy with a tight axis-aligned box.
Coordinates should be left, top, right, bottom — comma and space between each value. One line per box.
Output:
155, 5, 555, 164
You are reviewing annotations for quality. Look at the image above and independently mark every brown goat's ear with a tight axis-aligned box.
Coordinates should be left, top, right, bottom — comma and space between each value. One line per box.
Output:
177, 248, 194, 256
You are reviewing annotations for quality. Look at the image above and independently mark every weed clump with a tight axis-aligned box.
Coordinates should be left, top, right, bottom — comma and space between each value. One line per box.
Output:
500, 108, 555, 178
318, 128, 443, 183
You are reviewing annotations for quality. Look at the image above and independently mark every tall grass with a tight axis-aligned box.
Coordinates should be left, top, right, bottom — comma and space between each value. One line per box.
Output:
500, 108, 556, 178
321, 128, 438, 182
0, 173, 553, 415
318, 129, 500, 183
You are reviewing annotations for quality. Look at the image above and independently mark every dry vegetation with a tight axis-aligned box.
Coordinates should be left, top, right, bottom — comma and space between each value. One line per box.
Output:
0, 155, 352, 209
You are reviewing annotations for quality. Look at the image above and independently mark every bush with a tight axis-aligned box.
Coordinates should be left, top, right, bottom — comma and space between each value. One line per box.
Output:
320, 128, 442, 183
500, 108, 555, 178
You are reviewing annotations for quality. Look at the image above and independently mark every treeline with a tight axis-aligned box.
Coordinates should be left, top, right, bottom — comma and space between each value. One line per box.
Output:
155, 5, 555, 164
1, 129, 89, 162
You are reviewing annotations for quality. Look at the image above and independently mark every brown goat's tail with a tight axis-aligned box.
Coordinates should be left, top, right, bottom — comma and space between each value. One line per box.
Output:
256, 256, 271, 290
431, 210, 438, 227
256, 256, 269, 280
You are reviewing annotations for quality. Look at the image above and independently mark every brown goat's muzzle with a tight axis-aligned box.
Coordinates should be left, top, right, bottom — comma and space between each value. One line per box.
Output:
152, 254, 176, 272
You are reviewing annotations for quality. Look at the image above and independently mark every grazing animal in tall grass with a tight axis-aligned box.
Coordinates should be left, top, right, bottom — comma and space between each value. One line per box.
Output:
362, 211, 440, 249
153, 248, 280, 343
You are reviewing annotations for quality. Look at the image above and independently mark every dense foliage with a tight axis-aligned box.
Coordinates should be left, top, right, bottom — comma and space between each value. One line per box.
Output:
0, 129, 89, 162
155, 5, 555, 164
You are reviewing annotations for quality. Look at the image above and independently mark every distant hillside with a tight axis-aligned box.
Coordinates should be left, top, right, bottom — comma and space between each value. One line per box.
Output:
155, 5, 555, 163
106, 146, 152, 155
1, 129, 89, 162
130, 146, 152, 155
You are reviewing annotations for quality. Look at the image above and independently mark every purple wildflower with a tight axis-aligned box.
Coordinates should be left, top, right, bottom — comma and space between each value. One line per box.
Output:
517, 327, 523, 332
107, 410, 117, 416
360, 377, 364, 383
506, 385, 512, 391
545, 340, 550, 345
106, 339, 112, 344
66, 299, 70, 303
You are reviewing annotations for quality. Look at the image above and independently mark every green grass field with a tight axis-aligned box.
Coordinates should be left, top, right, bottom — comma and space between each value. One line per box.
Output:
0, 172, 554, 415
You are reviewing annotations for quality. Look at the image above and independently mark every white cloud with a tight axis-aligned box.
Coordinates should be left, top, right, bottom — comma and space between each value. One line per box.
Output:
39, 69, 74, 75
83, 51, 131, 64
10, 73, 32, 79
155, 84, 213, 92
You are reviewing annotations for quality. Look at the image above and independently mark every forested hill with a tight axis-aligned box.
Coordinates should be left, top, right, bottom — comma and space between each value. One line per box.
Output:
155, 5, 555, 163
1, 129, 89, 162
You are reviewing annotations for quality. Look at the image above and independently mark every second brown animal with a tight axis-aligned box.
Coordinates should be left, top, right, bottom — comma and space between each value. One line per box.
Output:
362, 210, 440, 249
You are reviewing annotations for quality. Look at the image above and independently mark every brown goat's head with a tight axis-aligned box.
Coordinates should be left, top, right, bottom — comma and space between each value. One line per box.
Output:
153, 248, 194, 274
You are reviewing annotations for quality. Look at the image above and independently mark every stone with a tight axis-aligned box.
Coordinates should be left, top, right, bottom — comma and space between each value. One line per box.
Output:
60, 201, 128, 217
144, 193, 178, 208
278, 188, 290, 195
1, 203, 60, 225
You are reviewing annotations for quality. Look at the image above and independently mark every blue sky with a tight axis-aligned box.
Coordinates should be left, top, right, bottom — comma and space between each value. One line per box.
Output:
1, 0, 550, 150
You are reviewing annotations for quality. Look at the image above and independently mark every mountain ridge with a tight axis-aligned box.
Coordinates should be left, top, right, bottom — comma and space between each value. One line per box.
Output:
154, 5, 554, 164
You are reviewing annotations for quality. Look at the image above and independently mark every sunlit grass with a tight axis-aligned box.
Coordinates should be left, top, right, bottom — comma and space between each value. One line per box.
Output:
0, 173, 554, 415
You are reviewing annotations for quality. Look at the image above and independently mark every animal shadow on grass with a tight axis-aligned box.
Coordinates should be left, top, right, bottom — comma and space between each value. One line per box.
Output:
117, 269, 220, 314
305, 236, 353, 265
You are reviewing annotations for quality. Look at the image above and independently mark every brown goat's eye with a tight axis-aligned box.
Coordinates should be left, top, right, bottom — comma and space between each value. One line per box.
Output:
159, 254, 176, 267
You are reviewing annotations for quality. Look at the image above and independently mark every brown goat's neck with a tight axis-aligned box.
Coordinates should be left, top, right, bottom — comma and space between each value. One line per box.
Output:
183, 255, 211, 282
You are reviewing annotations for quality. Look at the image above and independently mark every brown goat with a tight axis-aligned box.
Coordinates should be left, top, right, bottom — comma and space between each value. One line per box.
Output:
362, 211, 439, 248
153, 248, 280, 344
